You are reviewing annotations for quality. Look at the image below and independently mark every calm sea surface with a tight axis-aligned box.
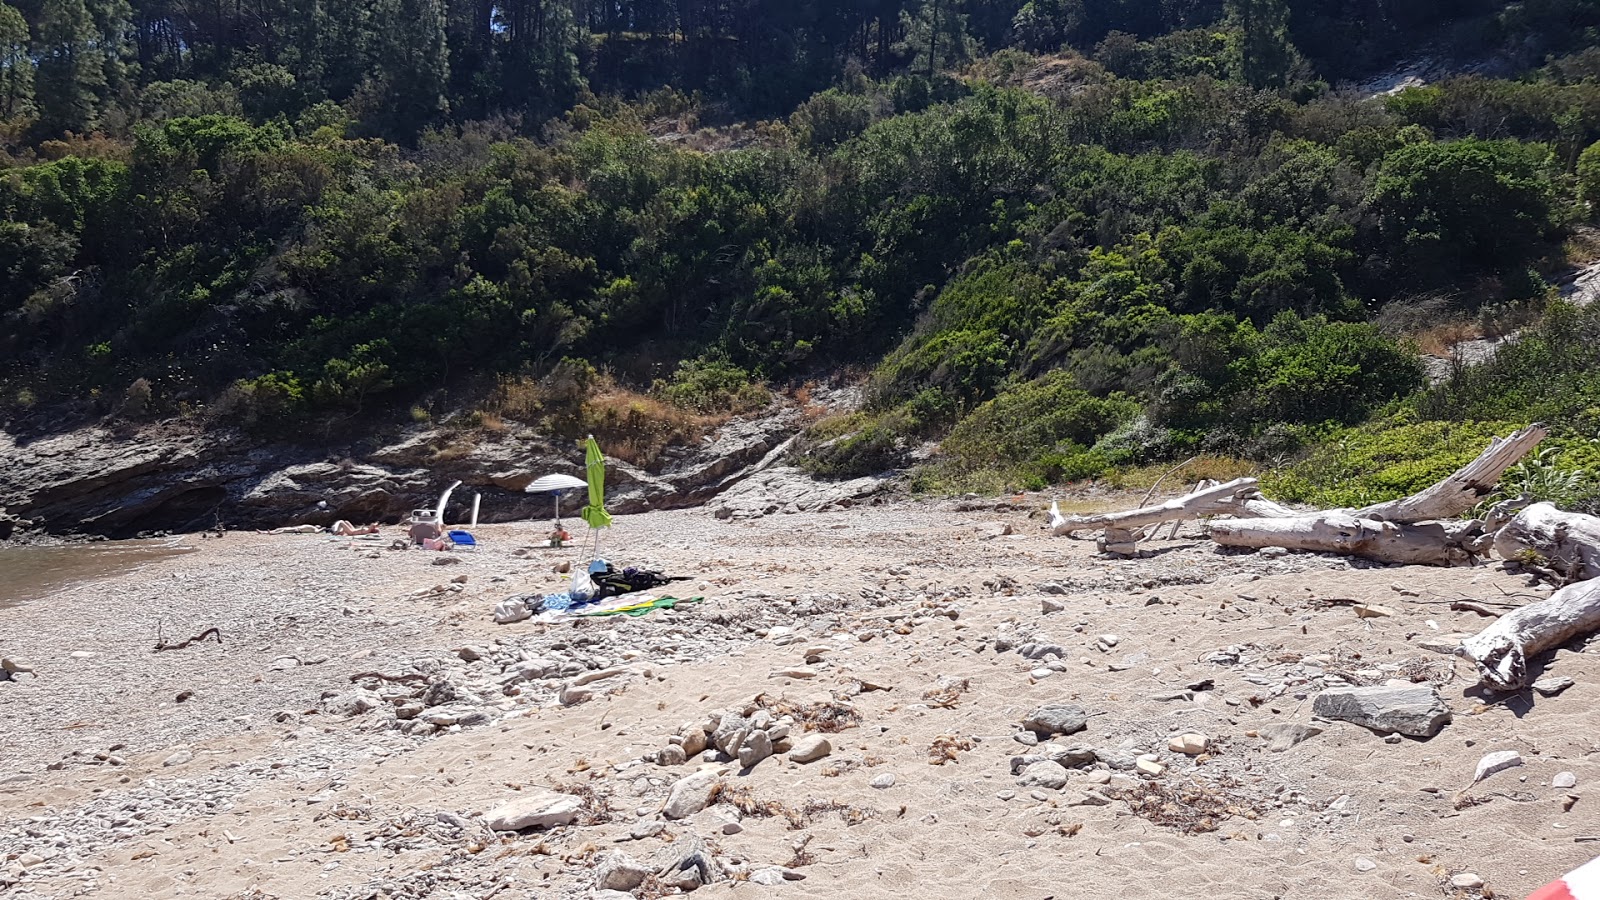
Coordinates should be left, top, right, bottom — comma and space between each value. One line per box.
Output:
0, 541, 195, 610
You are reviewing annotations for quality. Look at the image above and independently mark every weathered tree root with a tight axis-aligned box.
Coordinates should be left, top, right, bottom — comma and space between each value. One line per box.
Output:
1491, 501, 1600, 583
154, 626, 223, 651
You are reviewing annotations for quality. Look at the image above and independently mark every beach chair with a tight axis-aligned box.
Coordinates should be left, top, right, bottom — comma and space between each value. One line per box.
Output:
448, 530, 478, 551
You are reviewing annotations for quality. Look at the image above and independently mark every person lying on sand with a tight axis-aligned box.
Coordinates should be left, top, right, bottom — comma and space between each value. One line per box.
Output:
265, 521, 379, 536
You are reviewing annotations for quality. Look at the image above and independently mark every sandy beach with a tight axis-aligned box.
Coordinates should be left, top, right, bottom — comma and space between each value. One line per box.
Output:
2, 497, 1594, 899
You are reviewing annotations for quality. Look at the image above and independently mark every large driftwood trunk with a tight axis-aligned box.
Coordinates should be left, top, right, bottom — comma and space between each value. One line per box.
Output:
1352, 424, 1547, 523
1492, 501, 1600, 582
1209, 514, 1484, 566
1459, 578, 1600, 691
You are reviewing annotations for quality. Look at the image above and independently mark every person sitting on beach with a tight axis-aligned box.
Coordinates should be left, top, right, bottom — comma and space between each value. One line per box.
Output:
408, 520, 443, 545
331, 520, 379, 536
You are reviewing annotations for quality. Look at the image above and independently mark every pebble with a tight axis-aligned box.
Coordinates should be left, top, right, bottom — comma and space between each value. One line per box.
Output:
1450, 873, 1485, 889
1533, 677, 1575, 697
1554, 772, 1579, 789
870, 773, 896, 789
996, 790, 1015, 800
1135, 759, 1165, 776
1354, 857, 1377, 873
1167, 733, 1209, 755
1473, 750, 1524, 784
161, 749, 194, 768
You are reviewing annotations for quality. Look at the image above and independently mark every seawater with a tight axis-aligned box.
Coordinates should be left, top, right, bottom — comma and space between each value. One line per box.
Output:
0, 540, 194, 610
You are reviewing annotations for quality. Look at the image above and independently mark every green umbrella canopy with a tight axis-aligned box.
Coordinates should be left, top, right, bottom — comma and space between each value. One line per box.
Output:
580, 435, 612, 529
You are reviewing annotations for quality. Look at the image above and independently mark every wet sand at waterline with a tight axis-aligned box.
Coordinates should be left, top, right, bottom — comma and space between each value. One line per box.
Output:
0, 498, 1592, 899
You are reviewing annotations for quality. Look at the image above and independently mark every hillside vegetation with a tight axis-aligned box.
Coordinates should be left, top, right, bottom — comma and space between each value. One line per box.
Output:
3, 0, 1600, 508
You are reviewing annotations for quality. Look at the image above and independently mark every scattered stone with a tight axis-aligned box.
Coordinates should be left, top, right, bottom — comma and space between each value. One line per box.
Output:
161, 749, 193, 767
1014, 731, 1039, 746
1351, 603, 1395, 618
1533, 676, 1575, 697
658, 745, 688, 766
1136, 758, 1165, 777
1094, 748, 1137, 770
1451, 873, 1485, 890
788, 735, 832, 764
595, 852, 652, 892
1039, 582, 1067, 595
1554, 772, 1579, 789
455, 646, 486, 662
486, 790, 581, 831
751, 867, 787, 886
1354, 857, 1377, 873
1041, 597, 1066, 615
1259, 723, 1323, 752
1022, 704, 1088, 737
1473, 750, 1524, 784
1312, 682, 1451, 738
771, 667, 818, 680
722, 821, 743, 835
1168, 733, 1209, 755
1016, 760, 1070, 790
738, 730, 774, 769
664, 769, 724, 819
870, 773, 896, 789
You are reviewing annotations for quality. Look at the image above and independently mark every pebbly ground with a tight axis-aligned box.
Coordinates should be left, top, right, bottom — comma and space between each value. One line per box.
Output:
0, 497, 1594, 899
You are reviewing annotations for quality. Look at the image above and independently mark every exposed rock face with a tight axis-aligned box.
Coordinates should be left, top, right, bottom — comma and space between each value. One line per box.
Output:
0, 395, 883, 538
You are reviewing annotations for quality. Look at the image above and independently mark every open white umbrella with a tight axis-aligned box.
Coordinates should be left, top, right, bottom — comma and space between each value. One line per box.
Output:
525, 473, 588, 523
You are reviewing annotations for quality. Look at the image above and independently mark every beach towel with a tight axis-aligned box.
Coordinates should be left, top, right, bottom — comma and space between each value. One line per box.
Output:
581, 595, 704, 617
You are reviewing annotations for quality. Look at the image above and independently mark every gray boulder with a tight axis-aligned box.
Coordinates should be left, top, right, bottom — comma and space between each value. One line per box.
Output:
1312, 682, 1451, 738
1022, 704, 1088, 736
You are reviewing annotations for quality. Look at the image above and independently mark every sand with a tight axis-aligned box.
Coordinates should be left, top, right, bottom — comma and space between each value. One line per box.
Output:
1, 497, 1594, 899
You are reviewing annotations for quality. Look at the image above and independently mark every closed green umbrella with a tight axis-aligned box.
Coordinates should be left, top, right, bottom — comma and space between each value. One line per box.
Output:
580, 435, 612, 530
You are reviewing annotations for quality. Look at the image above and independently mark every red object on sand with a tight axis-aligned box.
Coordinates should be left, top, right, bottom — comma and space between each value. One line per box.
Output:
1530, 855, 1600, 900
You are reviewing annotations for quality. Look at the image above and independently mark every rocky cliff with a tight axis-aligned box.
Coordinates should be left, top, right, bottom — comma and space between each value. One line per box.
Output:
0, 399, 889, 539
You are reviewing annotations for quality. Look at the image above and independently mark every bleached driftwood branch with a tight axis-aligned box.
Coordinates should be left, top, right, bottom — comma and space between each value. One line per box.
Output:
1459, 577, 1600, 691
1051, 477, 1295, 539
1352, 424, 1547, 524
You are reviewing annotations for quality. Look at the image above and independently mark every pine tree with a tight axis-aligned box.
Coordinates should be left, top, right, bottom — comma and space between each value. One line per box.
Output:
896, 0, 972, 79
34, 0, 105, 132
0, 1, 33, 120
1226, 0, 1299, 89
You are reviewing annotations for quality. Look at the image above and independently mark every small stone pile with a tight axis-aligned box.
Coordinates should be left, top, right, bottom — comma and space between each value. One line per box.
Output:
652, 705, 806, 769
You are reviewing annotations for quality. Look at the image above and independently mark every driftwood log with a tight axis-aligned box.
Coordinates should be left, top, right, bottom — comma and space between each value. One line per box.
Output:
1055, 424, 1548, 561
1208, 515, 1488, 566
1459, 578, 1600, 691
1491, 501, 1600, 583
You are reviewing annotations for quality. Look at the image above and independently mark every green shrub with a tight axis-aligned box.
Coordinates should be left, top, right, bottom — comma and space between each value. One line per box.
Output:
940, 371, 1138, 474
655, 358, 770, 414
1264, 416, 1528, 509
